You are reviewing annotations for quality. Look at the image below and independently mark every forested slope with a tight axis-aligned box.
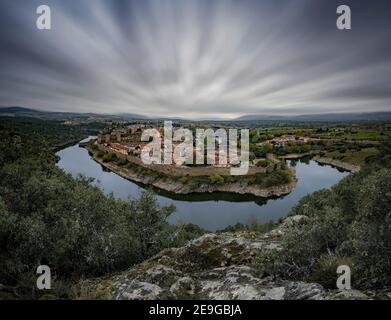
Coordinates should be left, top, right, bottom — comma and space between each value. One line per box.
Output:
0, 118, 203, 299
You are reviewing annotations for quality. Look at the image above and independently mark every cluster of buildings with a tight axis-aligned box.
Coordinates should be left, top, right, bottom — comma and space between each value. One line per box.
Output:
269, 135, 311, 147
97, 125, 147, 157
96, 124, 234, 167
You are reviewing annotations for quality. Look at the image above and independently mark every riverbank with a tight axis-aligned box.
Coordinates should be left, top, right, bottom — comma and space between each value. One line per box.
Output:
57, 140, 349, 230
279, 153, 361, 173
313, 156, 360, 173
279, 152, 313, 160
84, 144, 297, 198
53, 137, 88, 153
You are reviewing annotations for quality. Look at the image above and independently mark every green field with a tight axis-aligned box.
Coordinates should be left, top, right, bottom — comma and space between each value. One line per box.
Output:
325, 147, 379, 166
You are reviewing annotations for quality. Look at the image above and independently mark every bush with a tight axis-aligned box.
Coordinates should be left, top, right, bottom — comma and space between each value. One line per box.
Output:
158, 223, 205, 249
178, 176, 188, 184
256, 169, 291, 188
97, 151, 105, 158
89, 142, 99, 151
118, 158, 128, 166
0, 168, 175, 280
310, 254, 353, 289
255, 164, 391, 289
256, 249, 281, 278
209, 174, 224, 185
102, 152, 116, 163
256, 206, 348, 280
350, 169, 391, 287
0, 118, 205, 299
221, 219, 276, 234
255, 159, 269, 168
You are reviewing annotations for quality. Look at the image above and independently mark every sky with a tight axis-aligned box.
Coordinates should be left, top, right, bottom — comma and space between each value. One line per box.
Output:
0, 0, 390, 119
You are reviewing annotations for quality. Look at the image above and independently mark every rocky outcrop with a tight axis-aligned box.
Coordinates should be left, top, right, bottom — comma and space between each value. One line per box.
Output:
75, 216, 370, 300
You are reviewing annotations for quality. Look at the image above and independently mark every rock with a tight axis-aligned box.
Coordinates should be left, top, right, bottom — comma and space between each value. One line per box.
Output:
327, 289, 368, 300
231, 285, 261, 300
139, 264, 182, 288
170, 277, 196, 299
283, 282, 325, 300
114, 280, 164, 300
313, 156, 360, 173
76, 216, 370, 300
264, 287, 286, 300
266, 215, 308, 238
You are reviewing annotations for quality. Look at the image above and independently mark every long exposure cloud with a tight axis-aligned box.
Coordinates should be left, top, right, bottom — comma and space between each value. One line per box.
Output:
0, 0, 390, 118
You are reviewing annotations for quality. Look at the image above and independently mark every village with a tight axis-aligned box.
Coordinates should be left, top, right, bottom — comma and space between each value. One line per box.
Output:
96, 124, 315, 169
97, 124, 243, 169
97, 124, 147, 157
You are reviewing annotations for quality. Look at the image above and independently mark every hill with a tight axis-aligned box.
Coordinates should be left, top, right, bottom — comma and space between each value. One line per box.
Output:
236, 112, 391, 122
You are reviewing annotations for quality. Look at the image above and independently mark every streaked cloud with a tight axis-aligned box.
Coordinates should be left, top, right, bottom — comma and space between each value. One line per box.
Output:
0, 0, 390, 118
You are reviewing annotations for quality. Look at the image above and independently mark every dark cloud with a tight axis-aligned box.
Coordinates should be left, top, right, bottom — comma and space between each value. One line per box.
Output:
0, 0, 390, 117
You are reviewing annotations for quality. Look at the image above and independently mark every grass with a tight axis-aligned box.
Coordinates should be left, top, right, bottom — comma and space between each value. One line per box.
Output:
325, 147, 379, 166
314, 130, 390, 141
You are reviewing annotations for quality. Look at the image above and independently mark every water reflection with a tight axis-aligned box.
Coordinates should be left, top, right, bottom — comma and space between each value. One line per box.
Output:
57, 137, 349, 231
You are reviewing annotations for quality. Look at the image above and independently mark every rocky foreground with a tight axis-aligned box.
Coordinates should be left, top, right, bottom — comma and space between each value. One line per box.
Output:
75, 216, 379, 300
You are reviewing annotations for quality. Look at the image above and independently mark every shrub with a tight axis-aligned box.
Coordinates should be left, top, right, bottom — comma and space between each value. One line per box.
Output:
118, 158, 128, 166
256, 169, 291, 188
0, 172, 175, 280
256, 159, 269, 168
97, 150, 105, 158
256, 164, 391, 289
209, 174, 224, 185
221, 219, 276, 234
255, 249, 281, 278
89, 143, 99, 151
178, 176, 188, 184
350, 169, 391, 287
256, 206, 348, 280
0, 118, 206, 299
158, 223, 205, 250
102, 152, 116, 163
310, 254, 353, 289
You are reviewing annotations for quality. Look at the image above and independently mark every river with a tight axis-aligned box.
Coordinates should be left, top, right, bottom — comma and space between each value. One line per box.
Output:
56, 137, 349, 231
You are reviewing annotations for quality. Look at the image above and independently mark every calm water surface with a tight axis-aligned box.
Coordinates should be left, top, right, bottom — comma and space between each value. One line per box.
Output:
56, 137, 349, 231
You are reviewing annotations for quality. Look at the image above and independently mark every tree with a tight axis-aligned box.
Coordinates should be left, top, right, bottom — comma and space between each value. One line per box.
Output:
209, 174, 225, 185
264, 143, 273, 153
351, 169, 391, 286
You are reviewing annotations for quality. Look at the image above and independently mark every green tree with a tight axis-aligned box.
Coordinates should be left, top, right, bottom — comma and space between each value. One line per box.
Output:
209, 174, 225, 185
350, 169, 391, 286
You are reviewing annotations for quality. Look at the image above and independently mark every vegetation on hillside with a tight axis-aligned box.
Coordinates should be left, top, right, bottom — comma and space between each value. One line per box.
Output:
0, 118, 204, 299
256, 141, 391, 289
0, 117, 389, 299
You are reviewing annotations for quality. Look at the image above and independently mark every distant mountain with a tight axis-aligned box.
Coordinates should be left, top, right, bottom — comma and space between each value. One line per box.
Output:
118, 113, 148, 119
0, 106, 40, 114
0, 106, 148, 121
2, 106, 391, 123
235, 114, 287, 121
235, 112, 391, 122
